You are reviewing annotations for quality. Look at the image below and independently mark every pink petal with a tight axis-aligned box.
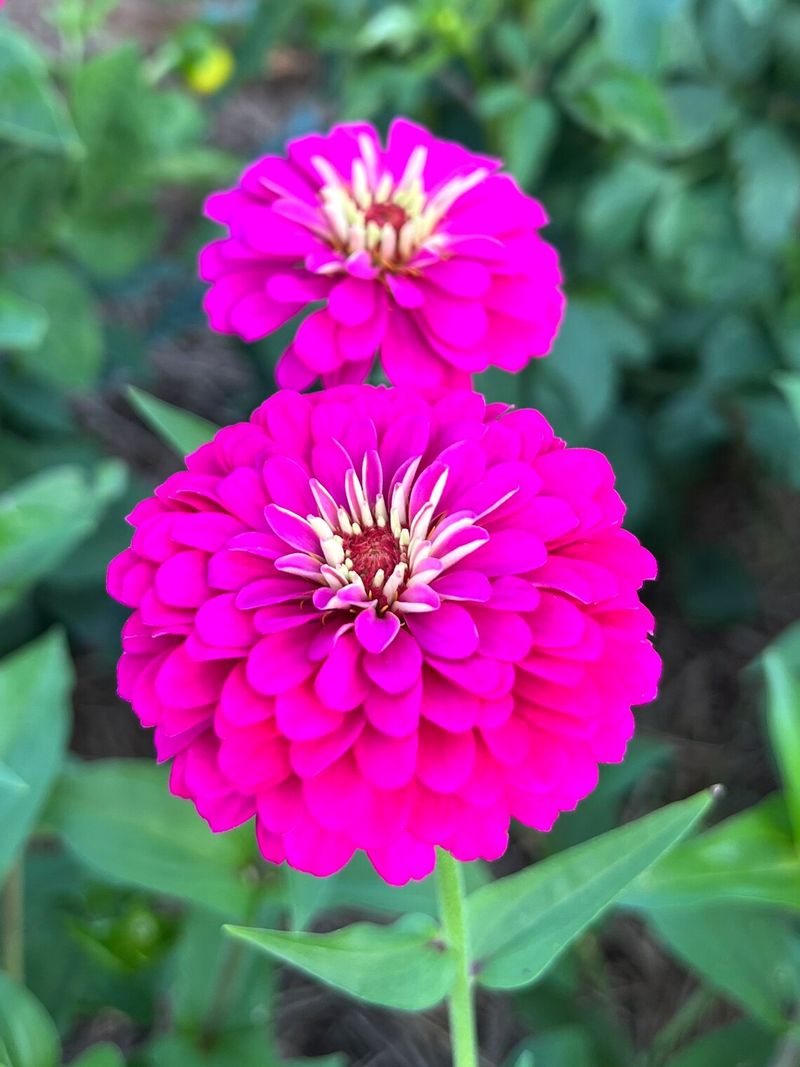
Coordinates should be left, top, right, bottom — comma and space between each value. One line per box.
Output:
363, 628, 422, 693
247, 628, 315, 695
407, 603, 479, 660
355, 608, 401, 653
314, 632, 370, 710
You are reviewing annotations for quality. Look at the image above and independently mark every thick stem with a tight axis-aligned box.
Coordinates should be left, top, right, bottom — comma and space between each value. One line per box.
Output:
2, 860, 24, 983
435, 849, 479, 1067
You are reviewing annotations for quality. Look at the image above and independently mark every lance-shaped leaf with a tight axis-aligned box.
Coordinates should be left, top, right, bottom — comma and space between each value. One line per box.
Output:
623, 794, 800, 911
0, 630, 72, 879
46, 760, 267, 916
226, 914, 455, 1011
468, 789, 715, 990
761, 643, 800, 843
128, 387, 218, 456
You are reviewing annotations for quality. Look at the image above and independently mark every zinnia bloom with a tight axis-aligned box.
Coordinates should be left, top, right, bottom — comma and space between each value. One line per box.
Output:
108, 386, 660, 885
200, 120, 564, 393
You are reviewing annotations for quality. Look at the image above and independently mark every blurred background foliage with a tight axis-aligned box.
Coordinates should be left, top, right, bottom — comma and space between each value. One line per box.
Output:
1, 0, 799, 1064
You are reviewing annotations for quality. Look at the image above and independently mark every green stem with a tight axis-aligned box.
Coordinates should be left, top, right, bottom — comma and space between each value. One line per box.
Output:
2, 859, 24, 983
435, 849, 479, 1067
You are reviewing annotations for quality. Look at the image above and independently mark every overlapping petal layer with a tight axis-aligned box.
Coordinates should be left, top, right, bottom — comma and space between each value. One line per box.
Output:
200, 119, 564, 392
108, 386, 660, 884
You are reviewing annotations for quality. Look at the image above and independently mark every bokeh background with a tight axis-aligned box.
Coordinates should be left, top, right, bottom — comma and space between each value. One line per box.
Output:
1, 1, 799, 1065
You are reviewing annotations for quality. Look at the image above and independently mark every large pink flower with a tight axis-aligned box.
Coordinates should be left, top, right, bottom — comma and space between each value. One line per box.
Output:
108, 386, 659, 885
200, 120, 564, 393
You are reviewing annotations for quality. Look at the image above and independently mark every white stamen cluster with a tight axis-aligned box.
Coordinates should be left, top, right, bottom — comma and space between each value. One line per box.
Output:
272, 451, 490, 618
311, 134, 489, 268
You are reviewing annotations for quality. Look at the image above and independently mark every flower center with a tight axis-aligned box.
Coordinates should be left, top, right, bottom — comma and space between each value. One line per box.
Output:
343, 526, 402, 592
364, 201, 408, 233
310, 137, 490, 271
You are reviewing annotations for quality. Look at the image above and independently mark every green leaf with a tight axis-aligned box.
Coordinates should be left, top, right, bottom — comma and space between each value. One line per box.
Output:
70, 1045, 126, 1067
226, 914, 456, 1011
468, 789, 715, 990
733, 125, 800, 252
498, 99, 559, 189
664, 1020, 775, 1067
3, 262, 103, 389
700, 315, 772, 391
128, 387, 219, 456
559, 58, 674, 148
46, 760, 264, 916
592, 0, 682, 73
623, 794, 800, 911
0, 288, 48, 352
762, 645, 800, 842
703, 0, 771, 81
0, 462, 126, 613
0, 972, 60, 1067
580, 157, 663, 252
0, 631, 72, 879
648, 906, 800, 1031
0, 25, 81, 154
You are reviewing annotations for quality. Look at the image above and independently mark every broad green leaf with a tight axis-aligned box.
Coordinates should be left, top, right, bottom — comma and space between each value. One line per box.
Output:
761, 645, 800, 842
739, 394, 800, 489
226, 914, 456, 1011
70, 1045, 126, 1067
559, 56, 673, 148
4, 262, 103, 389
0, 25, 81, 154
0, 462, 126, 613
700, 315, 772, 391
498, 99, 559, 189
128, 387, 218, 457
623, 794, 800, 911
702, 0, 771, 81
0, 631, 72, 879
468, 789, 714, 990
0, 288, 48, 352
592, 0, 682, 73
535, 299, 622, 431
46, 760, 264, 916
733, 126, 800, 252
580, 157, 663, 252
0, 973, 60, 1067
665, 1019, 775, 1067
648, 907, 800, 1031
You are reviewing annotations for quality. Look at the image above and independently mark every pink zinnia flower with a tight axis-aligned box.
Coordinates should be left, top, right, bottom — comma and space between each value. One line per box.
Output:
108, 386, 660, 885
200, 120, 565, 392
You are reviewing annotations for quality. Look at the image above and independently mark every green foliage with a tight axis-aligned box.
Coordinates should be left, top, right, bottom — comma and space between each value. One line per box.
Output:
46, 760, 267, 916
468, 790, 714, 989
648, 907, 800, 1032
128, 388, 219, 457
0, 973, 60, 1067
227, 914, 456, 1011
0, 631, 72, 879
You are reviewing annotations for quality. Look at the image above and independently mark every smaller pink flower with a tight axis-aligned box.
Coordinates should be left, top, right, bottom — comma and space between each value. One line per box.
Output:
200, 119, 564, 393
